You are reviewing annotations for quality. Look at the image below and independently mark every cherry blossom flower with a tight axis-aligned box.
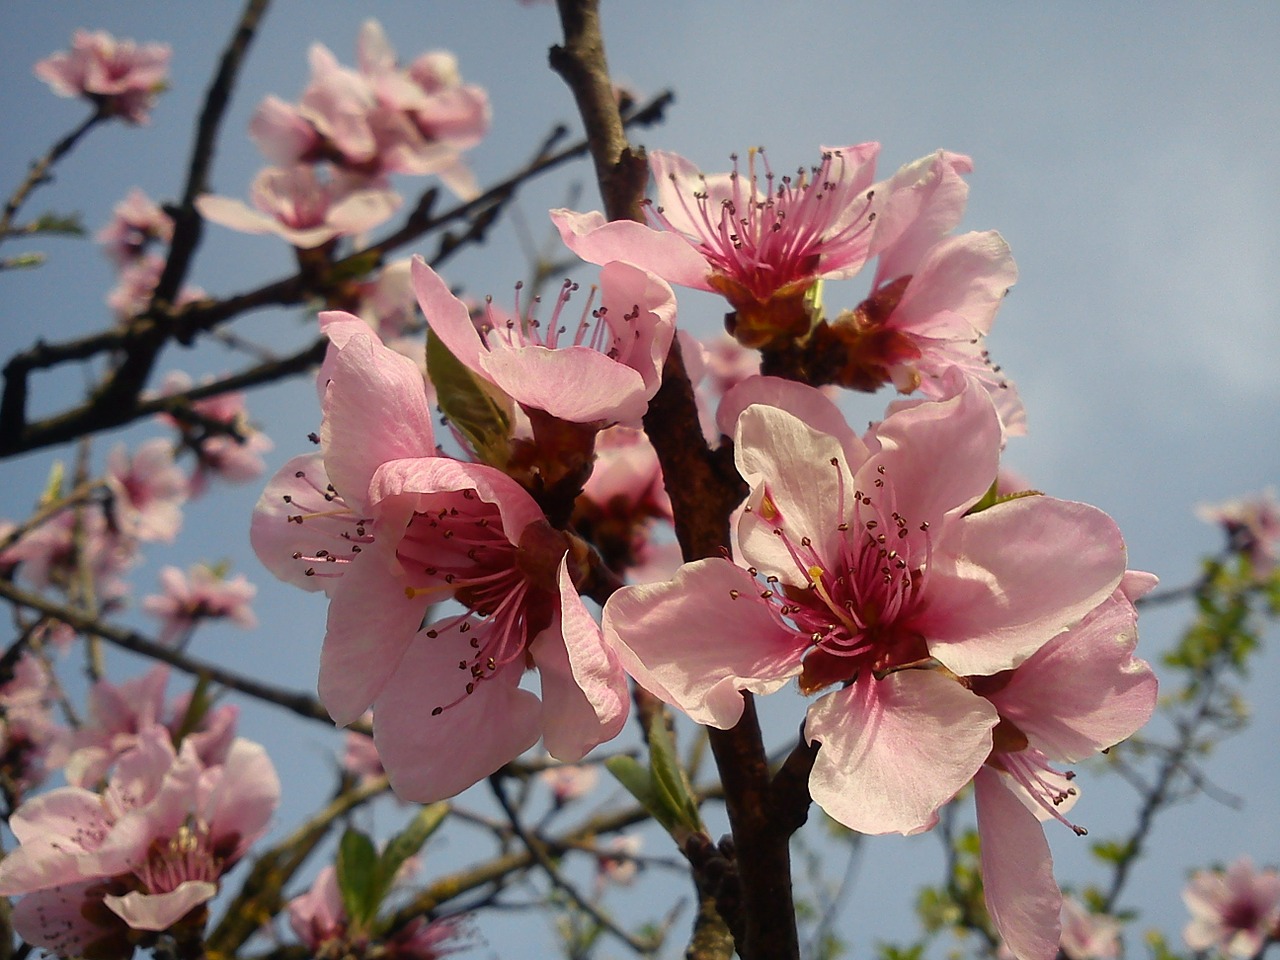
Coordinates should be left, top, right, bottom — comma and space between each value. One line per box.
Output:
142, 564, 258, 646
411, 256, 676, 426
64, 665, 238, 788
1183, 857, 1280, 959
1059, 897, 1122, 960
970, 576, 1157, 960
288, 865, 470, 957
97, 188, 173, 268
196, 164, 400, 249
34, 30, 170, 124
105, 438, 188, 542
253, 314, 629, 801
604, 378, 1127, 837
250, 22, 488, 198
572, 424, 672, 578
540, 761, 600, 806
1197, 488, 1280, 577
106, 252, 205, 322
4, 505, 135, 602
553, 143, 880, 348
0, 654, 65, 804
156, 372, 274, 492
594, 835, 643, 893
0, 726, 279, 952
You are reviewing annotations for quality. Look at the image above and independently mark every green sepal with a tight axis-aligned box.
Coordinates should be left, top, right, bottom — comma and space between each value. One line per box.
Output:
965, 480, 1043, 516
425, 328, 513, 468
336, 827, 380, 932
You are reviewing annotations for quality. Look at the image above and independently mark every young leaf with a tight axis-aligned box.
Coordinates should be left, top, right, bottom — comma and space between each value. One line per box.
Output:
336, 827, 380, 931
425, 328, 513, 467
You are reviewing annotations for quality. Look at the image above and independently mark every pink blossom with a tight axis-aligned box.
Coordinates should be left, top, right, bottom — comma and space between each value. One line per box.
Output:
64, 665, 238, 789
106, 252, 205, 322
969, 584, 1157, 960
0, 726, 279, 949
156, 372, 274, 492
604, 378, 1127, 837
1059, 897, 1122, 960
105, 438, 188, 542
254, 317, 629, 801
595, 835, 642, 891
4, 505, 135, 602
195, 164, 400, 249
0, 654, 65, 803
540, 761, 600, 806
97, 188, 173, 268
342, 714, 385, 786
412, 256, 676, 426
358, 257, 419, 338
34, 30, 170, 123
1183, 857, 1280, 959
250, 23, 488, 198
142, 564, 258, 646
553, 143, 880, 348
288, 865, 469, 957
1197, 488, 1280, 577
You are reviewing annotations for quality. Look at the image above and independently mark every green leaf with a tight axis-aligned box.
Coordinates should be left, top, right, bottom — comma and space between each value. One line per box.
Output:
605, 755, 664, 824
645, 715, 702, 835
372, 803, 448, 908
425, 329, 513, 467
336, 828, 379, 931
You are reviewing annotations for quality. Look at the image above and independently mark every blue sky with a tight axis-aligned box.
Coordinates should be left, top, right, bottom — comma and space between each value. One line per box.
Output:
1, 3, 1277, 957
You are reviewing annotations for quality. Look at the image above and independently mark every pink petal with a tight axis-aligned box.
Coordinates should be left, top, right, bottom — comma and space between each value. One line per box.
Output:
602, 559, 804, 729
806, 670, 997, 835
870, 150, 974, 282
892, 232, 1018, 339
250, 454, 353, 594
975, 767, 1062, 960
479, 344, 649, 424
410, 256, 485, 370
320, 326, 435, 509
990, 594, 1157, 761
550, 209, 714, 291
318, 538, 426, 727
373, 622, 542, 802
104, 881, 218, 931
718, 377, 868, 465
923, 497, 1126, 676
206, 740, 280, 858
866, 376, 1001, 531
325, 187, 402, 236
734, 403, 856, 586
530, 559, 629, 761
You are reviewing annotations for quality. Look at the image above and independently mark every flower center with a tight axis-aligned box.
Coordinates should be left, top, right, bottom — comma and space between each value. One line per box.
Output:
134, 821, 220, 895
479, 279, 643, 367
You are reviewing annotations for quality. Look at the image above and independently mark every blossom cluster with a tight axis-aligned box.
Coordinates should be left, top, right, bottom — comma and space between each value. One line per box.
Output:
197, 20, 489, 251
239, 137, 1163, 960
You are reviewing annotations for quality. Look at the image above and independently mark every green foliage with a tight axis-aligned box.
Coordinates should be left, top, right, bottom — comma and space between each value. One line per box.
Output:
875, 943, 925, 960
335, 805, 448, 936
425, 328, 513, 468
964, 480, 1043, 517
605, 716, 702, 842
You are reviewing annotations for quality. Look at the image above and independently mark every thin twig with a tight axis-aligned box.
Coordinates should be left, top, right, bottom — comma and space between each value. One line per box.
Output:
489, 773, 659, 955
0, 110, 103, 244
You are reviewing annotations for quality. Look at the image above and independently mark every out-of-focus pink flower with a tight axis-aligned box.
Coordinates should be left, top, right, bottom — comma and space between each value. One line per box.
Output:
106, 253, 205, 322
156, 371, 274, 492
288, 865, 469, 957
4, 505, 135, 602
142, 564, 257, 646
98, 188, 173, 268
64, 665, 238, 789
34, 30, 170, 123
595, 835, 642, 891
540, 761, 600, 806
253, 315, 629, 802
572, 425, 671, 578
605, 378, 1127, 838
0, 726, 279, 951
554, 144, 880, 348
1058, 897, 1122, 960
1197, 489, 1280, 577
1183, 857, 1280, 959
105, 438, 187, 542
358, 257, 419, 338
342, 715, 385, 786
412, 256, 676, 426
196, 165, 400, 249
250, 22, 488, 199
970, 582, 1157, 960
0, 654, 65, 804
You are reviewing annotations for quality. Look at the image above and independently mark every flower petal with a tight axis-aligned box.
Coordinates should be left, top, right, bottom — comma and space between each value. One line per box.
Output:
806, 670, 996, 835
